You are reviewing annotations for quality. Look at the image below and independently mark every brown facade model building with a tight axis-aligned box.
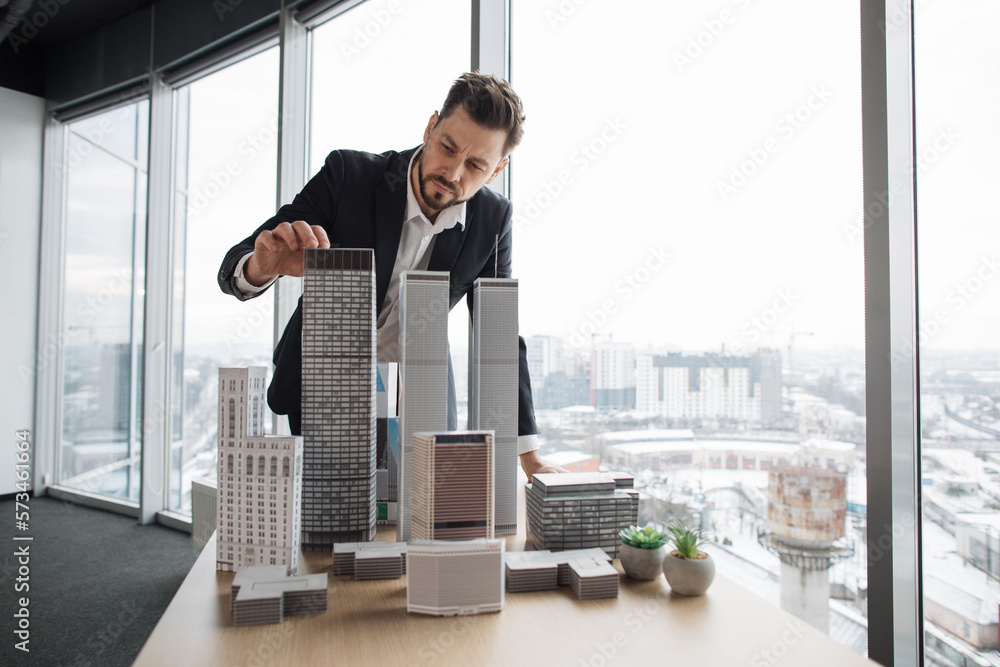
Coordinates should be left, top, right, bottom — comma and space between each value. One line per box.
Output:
411, 431, 494, 541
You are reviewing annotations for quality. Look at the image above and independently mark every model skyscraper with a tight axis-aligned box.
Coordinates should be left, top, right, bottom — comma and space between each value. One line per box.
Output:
406, 539, 505, 616
216, 367, 303, 573
397, 271, 450, 542
411, 431, 494, 541
468, 278, 519, 536
301, 248, 377, 548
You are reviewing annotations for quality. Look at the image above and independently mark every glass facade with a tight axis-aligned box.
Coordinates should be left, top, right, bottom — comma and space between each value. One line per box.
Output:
168, 48, 280, 513
309, 0, 472, 413
916, 2, 1000, 664
59, 100, 149, 502
512, 0, 867, 654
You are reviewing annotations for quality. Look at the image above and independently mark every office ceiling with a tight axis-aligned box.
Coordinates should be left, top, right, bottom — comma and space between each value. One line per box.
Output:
1, 0, 154, 48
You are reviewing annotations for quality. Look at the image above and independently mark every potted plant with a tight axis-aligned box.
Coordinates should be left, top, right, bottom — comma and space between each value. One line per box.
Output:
662, 520, 715, 595
618, 525, 669, 580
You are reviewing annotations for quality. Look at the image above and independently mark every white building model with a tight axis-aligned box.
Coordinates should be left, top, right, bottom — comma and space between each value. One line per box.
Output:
407, 538, 505, 616
526, 472, 638, 558
397, 271, 450, 542
230, 564, 327, 626
333, 541, 407, 579
411, 431, 494, 541
469, 278, 519, 536
216, 367, 303, 574
301, 248, 378, 548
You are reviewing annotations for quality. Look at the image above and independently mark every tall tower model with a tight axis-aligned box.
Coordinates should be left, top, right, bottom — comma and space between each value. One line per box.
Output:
301, 248, 377, 548
469, 278, 519, 536
397, 271, 450, 542
216, 367, 303, 573
411, 431, 494, 541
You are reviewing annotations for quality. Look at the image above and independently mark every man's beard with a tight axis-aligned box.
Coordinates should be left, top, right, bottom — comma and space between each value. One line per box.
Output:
418, 151, 467, 211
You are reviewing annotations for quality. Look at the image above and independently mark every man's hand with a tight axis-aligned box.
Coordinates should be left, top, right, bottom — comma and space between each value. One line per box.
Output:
245, 220, 331, 287
519, 450, 569, 483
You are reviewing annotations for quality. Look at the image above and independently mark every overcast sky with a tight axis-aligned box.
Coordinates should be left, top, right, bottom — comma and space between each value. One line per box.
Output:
173, 0, 998, 360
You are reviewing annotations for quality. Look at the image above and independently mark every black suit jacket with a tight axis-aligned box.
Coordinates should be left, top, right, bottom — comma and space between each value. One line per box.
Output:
218, 147, 539, 438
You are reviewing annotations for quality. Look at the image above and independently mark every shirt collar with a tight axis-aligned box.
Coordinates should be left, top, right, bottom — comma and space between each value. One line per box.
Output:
405, 146, 466, 232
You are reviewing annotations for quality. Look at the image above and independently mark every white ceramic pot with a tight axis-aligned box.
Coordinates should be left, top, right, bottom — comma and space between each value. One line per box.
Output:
662, 551, 715, 595
619, 543, 667, 581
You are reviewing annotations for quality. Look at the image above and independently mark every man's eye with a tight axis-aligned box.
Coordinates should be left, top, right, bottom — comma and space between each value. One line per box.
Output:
469, 162, 485, 172
442, 144, 455, 153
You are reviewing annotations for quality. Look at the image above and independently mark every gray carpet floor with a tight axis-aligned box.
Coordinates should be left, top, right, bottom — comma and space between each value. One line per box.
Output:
0, 494, 201, 666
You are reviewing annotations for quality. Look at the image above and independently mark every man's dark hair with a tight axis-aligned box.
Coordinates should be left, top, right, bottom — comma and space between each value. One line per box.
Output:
439, 72, 525, 157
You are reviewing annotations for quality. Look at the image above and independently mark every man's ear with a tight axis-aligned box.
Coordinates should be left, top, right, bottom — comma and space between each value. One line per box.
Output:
423, 111, 440, 143
485, 157, 509, 185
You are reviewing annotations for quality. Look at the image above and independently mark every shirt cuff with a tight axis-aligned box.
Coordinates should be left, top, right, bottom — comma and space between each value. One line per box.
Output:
234, 252, 276, 296
517, 434, 540, 456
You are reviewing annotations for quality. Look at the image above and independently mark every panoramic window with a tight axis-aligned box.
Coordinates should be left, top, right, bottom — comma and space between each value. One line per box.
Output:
915, 2, 1000, 664
309, 0, 472, 401
169, 47, 279, 513
513, 0, 867, 654
59, 100, 149, 502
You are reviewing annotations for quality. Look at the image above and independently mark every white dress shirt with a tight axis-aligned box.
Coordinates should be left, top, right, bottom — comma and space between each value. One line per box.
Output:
234, 147, 539, 454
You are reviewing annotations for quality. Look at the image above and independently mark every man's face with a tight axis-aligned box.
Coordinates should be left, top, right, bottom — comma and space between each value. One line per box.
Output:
415, 106, 509, 213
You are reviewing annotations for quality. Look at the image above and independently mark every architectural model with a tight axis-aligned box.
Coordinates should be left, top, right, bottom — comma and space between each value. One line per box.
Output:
525, 472, 638, 558
468, 278, 519, 536
191, 476, 216, 551
411, 431, 494, 541
567, 557, 620, 599
397, 271, 450, 542
216, 367, 303, 574
406, 539, 505, 616
230, 565, 327, 626
376, 362, 399, 524
301, 248, 378, 549
333, 541, 407, 579
505, 548, 615, 598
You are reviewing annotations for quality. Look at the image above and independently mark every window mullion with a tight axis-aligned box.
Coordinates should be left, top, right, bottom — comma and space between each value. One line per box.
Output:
140, 75, 175, 524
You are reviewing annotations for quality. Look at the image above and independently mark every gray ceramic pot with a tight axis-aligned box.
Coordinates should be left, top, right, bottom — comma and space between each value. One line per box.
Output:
619, 543, 667, 580
662, 551, 715, 595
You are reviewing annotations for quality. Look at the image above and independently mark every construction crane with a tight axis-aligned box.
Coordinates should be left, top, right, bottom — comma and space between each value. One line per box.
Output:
781, 328, 814, 381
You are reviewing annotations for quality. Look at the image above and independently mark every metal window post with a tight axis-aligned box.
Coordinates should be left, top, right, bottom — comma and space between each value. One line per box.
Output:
472, 0, 510, 199
862, 0, 923, 664
140, 74, 175, 524
272, 6, 311, 436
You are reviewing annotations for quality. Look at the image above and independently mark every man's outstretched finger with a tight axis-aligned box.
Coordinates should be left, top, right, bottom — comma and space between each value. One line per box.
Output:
271, 221, 301, 251
311, 225, 331, 249
256, 229, 281, 253
290, 220, 321, 248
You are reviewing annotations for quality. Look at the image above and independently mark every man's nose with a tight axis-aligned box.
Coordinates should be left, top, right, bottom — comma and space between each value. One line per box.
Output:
441, 157, 463, 182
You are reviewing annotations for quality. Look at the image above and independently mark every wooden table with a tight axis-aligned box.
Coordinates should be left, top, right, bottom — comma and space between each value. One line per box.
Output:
136, 485, 879, 667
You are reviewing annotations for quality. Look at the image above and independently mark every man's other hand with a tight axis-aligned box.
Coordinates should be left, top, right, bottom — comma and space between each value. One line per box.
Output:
519, 450, 569, 482
245, 220, 331, 286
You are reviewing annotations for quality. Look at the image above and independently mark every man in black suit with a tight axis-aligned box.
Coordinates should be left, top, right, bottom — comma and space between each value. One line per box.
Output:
218, 72, 564, 480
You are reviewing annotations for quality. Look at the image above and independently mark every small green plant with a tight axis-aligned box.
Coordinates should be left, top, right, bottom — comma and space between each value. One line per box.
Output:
618, 525, 668, 549
667, 520, 709, 560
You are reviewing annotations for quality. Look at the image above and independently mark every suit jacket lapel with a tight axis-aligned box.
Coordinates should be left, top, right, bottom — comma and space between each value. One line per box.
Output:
373, 149, 413, 310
